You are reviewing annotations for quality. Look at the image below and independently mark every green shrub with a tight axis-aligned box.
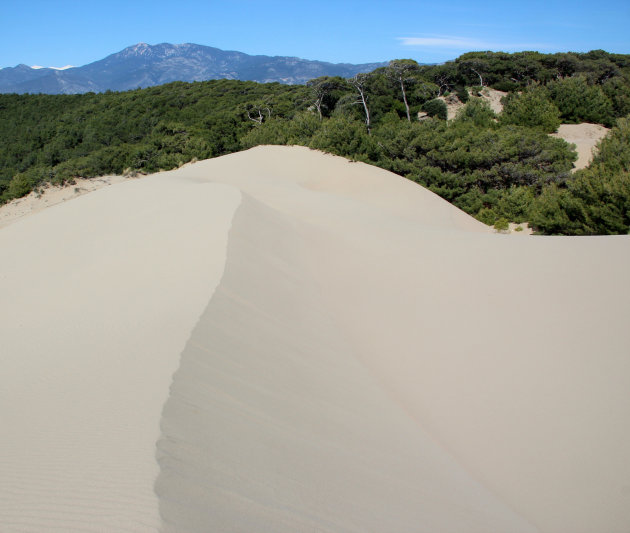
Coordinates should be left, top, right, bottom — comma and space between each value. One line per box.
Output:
476, 207, 498, 225
529, 185, 578, 234
500, 87, 561, 133
240, 118, 291, 148
455, 86, 469, 103
309, 116, 378, 161
496, 186, 535, 222
422, 99, 448, 120
547, 76, 615, 126
454, 98, 496, 127
5, 174, 34, 200
493, 80, 519, 92
494, 217, 510, 231
2, 166, 52, 202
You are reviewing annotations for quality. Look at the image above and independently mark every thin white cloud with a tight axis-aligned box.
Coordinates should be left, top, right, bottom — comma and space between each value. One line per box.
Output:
398, 36, 550, 51
398, 36, 486, 49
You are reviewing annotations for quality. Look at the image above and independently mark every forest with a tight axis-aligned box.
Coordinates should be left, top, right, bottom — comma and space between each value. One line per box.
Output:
1, 49, 629, 234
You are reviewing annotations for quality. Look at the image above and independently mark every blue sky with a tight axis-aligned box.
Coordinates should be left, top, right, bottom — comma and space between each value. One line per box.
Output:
2, 0, 629, 69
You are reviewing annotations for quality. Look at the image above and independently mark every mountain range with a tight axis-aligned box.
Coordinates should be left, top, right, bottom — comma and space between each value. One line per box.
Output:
0, 43, 388, 94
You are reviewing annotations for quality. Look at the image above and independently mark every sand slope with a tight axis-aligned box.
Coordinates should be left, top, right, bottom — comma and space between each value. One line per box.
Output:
156, 195, 534, 533
0, 174, 240, 531
2, 146, 629, 532
0, 175, 128, 229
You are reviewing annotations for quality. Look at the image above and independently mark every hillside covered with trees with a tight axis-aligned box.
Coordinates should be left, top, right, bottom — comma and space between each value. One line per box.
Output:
1, 50, 629, 234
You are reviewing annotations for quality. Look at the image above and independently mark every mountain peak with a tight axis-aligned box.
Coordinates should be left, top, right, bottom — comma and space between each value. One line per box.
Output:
117, 42, 155, 58
1, 43, 388, 94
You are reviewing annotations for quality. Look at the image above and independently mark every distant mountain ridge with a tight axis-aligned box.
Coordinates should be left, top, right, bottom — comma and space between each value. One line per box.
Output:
0, 43, 388, 94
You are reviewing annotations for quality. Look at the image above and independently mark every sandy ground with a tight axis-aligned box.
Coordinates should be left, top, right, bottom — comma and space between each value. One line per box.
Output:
438, 93, 465, 120
479, 87, 507, 113
0, 175, 241, 531
552, 123, 610, 170
0, 175, 129, 228
2, 146, 629, 532
508, 221, 533, 234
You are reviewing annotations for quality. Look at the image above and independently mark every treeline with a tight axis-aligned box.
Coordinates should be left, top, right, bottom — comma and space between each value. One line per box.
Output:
433, 50, 630, 123
1, 49, 629, 234
0, 80, 308, 199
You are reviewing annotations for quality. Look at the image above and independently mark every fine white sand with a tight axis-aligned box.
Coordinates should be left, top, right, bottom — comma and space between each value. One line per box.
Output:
1, 145, 629, 532
0, 174, 241, 531
0, 175, 128, 229
479, 87, 507, 114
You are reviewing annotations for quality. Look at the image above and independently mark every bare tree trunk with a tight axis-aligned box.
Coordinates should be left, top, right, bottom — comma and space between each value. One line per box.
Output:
358, 86, 370, 133
400, 79, 411, 122
436, 75, 450, 97
387, 60, 420, 122
314, 97, 323, 120
351, 74, 371, 133
308, 77, 342, 122
471, 67, 484, 87
246, 105, 271, 125
246, 109, 263, 124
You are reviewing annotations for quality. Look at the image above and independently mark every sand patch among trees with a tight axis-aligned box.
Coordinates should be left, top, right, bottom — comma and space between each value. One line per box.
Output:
551, 123, 610, 170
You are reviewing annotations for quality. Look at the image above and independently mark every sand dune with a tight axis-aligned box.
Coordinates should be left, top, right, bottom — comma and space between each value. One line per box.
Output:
1, 146, 629, 532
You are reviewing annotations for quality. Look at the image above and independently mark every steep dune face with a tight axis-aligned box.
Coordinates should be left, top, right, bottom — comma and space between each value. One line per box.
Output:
156, 195, 535, 533
1, 146, 629, 532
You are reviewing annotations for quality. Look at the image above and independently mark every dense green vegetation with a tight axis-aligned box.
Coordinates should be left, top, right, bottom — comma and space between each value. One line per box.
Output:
1, 50, 629, 234
0, 80, 309, 199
